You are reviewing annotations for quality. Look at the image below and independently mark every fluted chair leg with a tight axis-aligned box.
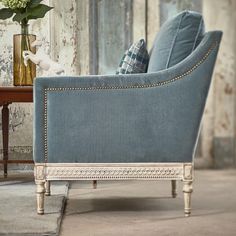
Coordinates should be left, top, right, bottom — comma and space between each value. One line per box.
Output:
45, 181, 51, 196
93, 180, 97, 189
183, 181, 193, 217
171, 180, 177, 198
36, 181, 45, 215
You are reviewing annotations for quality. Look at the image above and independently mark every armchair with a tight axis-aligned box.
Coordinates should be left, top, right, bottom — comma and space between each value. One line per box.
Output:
34, 31, 222, 216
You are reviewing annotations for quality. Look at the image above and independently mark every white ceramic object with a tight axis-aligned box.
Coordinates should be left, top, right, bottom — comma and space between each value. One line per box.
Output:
22, 39, 65, 76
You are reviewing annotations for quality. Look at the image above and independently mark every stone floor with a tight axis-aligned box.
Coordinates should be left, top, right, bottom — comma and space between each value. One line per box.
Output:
0, 171, 67, 236
60, 170, 236, 236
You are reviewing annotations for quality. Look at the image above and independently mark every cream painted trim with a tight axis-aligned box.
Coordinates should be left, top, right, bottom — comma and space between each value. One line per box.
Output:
34, 163, 193, 181
34, 162, 194, 216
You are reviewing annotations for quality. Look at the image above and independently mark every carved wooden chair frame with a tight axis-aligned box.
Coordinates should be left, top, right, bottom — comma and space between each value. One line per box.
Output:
35, 162, 193, 216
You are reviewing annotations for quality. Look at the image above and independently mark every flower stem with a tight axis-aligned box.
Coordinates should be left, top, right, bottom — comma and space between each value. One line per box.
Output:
20, 23, 33, 84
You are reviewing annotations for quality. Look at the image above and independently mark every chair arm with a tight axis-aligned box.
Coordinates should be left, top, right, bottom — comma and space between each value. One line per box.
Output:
34, 31, 222, 93
33, 31, 222, 164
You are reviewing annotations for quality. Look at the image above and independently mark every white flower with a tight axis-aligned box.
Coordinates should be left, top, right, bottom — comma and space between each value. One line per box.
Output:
2, 0, 30, 9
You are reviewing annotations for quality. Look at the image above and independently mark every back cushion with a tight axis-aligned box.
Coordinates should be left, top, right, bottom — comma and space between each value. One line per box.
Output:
148, 10, 204, 72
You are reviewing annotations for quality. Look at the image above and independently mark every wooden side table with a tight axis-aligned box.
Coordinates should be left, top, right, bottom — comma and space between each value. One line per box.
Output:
0, 86, 34, 177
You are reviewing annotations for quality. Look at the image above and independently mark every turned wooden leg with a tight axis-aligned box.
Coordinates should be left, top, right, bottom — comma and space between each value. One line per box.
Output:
171, 180, 177, 198
36, 181, 45, 215
2, 104, 9, 178
45, 181, 51, 196
93, 180, 97, 189
183, 181, 193, 217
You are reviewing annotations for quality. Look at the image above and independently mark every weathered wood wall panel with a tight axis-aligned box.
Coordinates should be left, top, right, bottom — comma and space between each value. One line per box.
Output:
50, 0, 79, 74
132, 0, 146, 43
0, 0, 88, 170
160, 0, 201, 24
202, 0, 236, 168
96, 0, 133, 75
89, 0, 98, 75
147, 0, 160, 50
76, 0, 90, 75
50, 0, 90, 75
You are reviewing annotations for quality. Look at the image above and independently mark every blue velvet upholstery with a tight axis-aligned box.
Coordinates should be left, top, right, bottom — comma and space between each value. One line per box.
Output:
34, 31, 222, 164
148, 10, 204, 72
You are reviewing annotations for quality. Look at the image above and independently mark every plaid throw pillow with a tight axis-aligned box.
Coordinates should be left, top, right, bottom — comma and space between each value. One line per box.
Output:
116, 39, 149, 74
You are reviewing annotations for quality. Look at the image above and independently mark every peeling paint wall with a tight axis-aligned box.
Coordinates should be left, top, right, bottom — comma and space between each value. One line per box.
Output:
0, 0, 235, 170
50, 0, 80, 74
97, 0, 133, 74
199, 0, 236, 168
0, 0, 90, 170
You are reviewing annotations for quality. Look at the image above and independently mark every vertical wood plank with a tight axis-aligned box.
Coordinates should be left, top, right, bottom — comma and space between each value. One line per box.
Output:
124, 0, 133, 49
76, 0, 90, 75
159, 0, 202, 25
97, 0, 133, 75
89, 0, 98, 75
132, 0, 146, 42
50, 0, 90, 75
147, 0, 160, 50
202, 0, 236, 167
50, 0, 81, 75
197, 0, 216, 167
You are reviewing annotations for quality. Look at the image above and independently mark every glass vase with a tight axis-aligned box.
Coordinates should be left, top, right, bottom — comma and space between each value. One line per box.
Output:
13, 24, 36, 86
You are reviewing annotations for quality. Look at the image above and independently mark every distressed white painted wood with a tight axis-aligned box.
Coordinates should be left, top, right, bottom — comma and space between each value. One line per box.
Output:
49, 0, 79, 75
133, 0, 146, 43
147, 0, 160, 50
97, 0, 132, 75
76, 0, 90, 75
34, 163, 193, 215
203, 0, 235, 137
201, 0, 236, 166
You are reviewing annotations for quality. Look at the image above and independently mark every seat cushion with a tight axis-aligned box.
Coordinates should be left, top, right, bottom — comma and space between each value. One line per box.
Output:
148, 10, 204, 72
116, 39, 149, 74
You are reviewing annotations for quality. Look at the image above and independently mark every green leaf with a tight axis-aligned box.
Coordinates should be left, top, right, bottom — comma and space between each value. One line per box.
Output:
12, 12, 30, 24
27, 4, 53, 20
0, 8, 14, 20
28, 0, 44, 8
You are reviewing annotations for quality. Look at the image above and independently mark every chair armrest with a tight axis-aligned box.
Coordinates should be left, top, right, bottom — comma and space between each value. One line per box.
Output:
34, 31, 222, 92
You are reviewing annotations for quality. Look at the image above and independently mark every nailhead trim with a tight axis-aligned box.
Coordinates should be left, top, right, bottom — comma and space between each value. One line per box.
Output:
44, 90, 48, 162
43, 41, 218, 162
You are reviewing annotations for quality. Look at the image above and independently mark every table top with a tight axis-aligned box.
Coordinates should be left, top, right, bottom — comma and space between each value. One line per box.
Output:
0, 86, 33, 92
0, 86, 33, 104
